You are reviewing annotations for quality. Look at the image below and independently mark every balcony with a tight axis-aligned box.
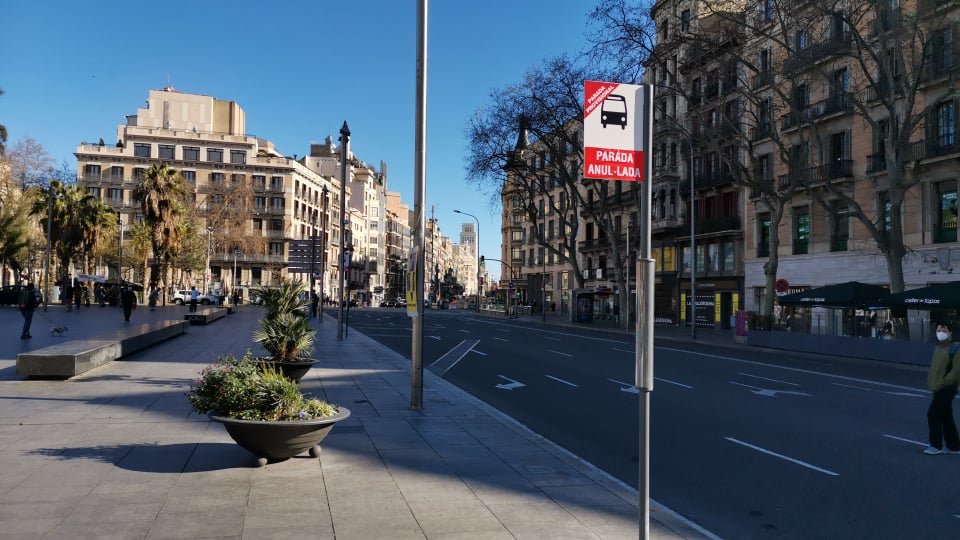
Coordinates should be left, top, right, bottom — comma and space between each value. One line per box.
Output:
687, 216, 741, 235
922, 57, 960, 84
919, 0, 959, 16
783, 33, 852, 73
864, 78, 903, 102
652, 217, 684, 234
776, 160, 853, 189
926, 138, 960, 159
751, 71, 772, 90
653, 164, 680, 180
780, 93, 852, 130
751, 124, 773, 142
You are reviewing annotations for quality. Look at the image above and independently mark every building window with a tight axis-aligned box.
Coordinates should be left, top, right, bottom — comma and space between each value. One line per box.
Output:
158, 145, 175, 160
87, 187, 101, 198
796, 29, 809, 50
271, 197, 284, 209
133, 167, 146, 180
182, 170, 196, 183
207, 148, 223, 163
183, 146, 200, 161
230, 150, 246, 164
708, 243, 719, 272
269, 242, 283, 256
210, 172, 224, 184
936, 101, 956, 147
108, 188, 123, 202
253, 175, 266, 189
511, 231, 523, 242
937, 184, 958, 243
270, 219, 283, 232
252, 218, 263, 232
681, 9, 691, 32
758, 212, 771, 257
134, 144, 151, 158
109, 166, 123, 179
254, 196, 266, 210
794, 208, 810, 255
270, 176, 283, 190
83, 164, 101, 178
831, 203, 850, 251
721, 241, 735, 271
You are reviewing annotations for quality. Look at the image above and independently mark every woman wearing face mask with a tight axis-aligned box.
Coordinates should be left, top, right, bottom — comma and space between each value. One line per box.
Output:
924, 322, 960, 455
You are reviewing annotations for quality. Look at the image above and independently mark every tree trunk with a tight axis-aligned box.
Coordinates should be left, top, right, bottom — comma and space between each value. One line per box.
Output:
759, 203, 785, 322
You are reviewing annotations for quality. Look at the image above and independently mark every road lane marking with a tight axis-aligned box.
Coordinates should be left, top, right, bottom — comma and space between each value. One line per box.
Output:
471, 350, 488, 356
471, 318, 627, 343
544, 337, 560, 341
655, 377, 693, 389
459, 329, 470, 333
613, 348, 633, 353
428, 336, 441, 341
737, 372, 800, 386
548, 350, 572, 357
659, 347, 927, 394
362, 334, 417, 338
546, 375, 578, 387
428, 339, 480, 376
729, 381, 810, 397
833, 383, 926, 398
882, 434, 927, 447
496, 375, 525, 390
494, 337, 509, 342
725, 437, 839, 476
608, 378, 639, 394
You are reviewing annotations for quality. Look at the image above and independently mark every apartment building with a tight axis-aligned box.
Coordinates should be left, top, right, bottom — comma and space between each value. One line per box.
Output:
458, 222, 478, 296
646, 0, 747, 328
739, 0, 960, 319
385, 191, 411, 301
76, 88, 355, 301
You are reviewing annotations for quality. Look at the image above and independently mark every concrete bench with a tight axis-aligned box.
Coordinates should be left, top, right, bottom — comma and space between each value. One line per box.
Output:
16, 319, 190, 379
184, 308, 228, 325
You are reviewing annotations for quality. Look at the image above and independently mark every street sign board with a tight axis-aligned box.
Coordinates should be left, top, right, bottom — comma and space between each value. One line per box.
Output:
583, 80, 648, 182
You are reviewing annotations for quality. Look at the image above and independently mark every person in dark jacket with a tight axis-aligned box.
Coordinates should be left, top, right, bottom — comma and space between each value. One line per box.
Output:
121, 287, 137, 322
19, 282, 38, 339
924, 322, 960, 455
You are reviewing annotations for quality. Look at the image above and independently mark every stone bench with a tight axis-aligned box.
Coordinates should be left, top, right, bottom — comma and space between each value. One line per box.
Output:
184, 308, 228, 325
16, 319, 190, 379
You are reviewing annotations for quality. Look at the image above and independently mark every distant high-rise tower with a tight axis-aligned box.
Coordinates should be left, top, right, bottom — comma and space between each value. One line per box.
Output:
460, 223, 476, 248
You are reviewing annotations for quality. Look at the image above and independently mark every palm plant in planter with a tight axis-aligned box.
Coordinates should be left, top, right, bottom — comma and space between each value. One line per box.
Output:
251, 279, 317, 382
188, 352, 350, 466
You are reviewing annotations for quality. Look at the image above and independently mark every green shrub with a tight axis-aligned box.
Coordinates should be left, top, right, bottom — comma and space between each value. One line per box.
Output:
188, 352, 337, 421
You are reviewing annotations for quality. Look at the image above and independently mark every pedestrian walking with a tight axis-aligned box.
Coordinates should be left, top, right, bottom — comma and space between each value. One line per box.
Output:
148, 285, 158, 311
62, 280, 73, 312
189, 286, 199, 313
73, 283, 82, 311
121, 286, 137, 322
18, 282, 38, 339
311, 292, 319, 318
924, 322, 960, 455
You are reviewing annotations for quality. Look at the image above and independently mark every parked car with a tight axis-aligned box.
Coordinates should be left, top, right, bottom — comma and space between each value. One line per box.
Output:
0, 285, 42, 306
380, 299, 399, 308
172, 289, 216, 305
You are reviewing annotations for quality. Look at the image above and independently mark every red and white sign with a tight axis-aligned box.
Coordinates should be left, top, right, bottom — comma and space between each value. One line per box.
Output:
583, 80, 647, 182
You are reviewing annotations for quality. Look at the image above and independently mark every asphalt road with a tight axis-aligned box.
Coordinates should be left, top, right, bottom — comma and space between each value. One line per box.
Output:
340, 307, 959, 539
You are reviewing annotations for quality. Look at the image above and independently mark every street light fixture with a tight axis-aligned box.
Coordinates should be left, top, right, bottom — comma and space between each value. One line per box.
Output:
205, 226, 213, 295
453, 209, 480, 313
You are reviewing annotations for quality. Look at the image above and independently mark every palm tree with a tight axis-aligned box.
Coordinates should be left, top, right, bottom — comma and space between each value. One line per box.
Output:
134, 163, 187, 290
30, 181, 114, 281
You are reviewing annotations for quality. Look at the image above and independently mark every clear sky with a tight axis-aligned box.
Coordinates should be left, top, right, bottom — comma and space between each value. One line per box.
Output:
1, 1, 595, 281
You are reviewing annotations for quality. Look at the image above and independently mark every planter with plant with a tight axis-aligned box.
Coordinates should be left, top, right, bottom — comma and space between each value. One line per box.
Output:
250, 279, 317, 382
188, 352, 350, 466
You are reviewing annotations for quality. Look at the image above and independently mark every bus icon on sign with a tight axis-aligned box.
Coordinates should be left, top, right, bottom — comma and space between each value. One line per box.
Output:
601, 94, 627, 129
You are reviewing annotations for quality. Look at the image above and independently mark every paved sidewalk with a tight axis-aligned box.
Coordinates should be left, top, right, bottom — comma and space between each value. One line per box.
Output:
0, 305, 714, 539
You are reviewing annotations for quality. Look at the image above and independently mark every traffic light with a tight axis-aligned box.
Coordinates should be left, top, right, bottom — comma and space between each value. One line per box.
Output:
479, 255, 484, 264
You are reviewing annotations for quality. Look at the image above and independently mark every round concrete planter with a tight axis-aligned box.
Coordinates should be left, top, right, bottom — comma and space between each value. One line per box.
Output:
257, 358, 318, 383
211, 407, 351, 466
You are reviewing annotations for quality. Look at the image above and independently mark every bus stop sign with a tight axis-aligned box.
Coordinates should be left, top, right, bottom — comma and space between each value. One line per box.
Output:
583, 80, 647, 182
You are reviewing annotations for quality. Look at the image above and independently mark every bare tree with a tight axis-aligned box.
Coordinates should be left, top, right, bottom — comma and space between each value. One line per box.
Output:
6, 137, 54, 189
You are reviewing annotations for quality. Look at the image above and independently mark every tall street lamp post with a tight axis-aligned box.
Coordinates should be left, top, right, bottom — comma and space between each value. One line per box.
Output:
232, 249, 239, 305
205, 226, 213, 295
338, 122, 350, 340
319, 185, 329, 322
453, 209, 480, 313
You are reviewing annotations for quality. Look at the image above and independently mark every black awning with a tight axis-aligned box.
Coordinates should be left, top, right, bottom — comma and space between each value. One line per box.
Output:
884, 281, 960, 310
777, 281, 889, 309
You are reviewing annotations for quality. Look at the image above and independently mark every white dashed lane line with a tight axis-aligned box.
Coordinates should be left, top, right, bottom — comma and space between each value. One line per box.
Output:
548, 350, 572, 357
545, 375, 578, 387
725, 437, 839, 476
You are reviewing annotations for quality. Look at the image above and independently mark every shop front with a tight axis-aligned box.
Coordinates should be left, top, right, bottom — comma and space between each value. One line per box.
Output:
680, 277, 743, 329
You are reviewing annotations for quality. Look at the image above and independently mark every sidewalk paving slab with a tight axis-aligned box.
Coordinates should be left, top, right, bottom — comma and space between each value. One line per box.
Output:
0, 305, 715, 539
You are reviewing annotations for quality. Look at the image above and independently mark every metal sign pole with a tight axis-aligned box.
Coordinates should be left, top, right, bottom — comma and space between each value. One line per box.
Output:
636, 84, 655, 540
337, 122, 350, 340
410, 0, 428, 410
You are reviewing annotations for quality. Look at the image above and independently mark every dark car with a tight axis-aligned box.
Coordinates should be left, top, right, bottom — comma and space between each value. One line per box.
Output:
0, 285, 42, 306
348, 299, 360, 308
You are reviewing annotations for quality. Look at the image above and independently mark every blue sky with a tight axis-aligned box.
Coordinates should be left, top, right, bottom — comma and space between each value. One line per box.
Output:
1, 1, 595, 281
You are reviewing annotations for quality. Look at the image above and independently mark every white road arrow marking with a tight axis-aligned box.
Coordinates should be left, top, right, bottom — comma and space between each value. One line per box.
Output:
495, 375, 526, 390
608, 378, 639, 394
729, 381, 810, 398
545, 374, 577, 387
